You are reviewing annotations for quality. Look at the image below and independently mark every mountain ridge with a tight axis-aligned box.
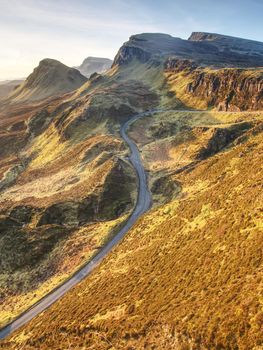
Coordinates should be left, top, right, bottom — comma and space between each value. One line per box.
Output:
113, 32, 263, 68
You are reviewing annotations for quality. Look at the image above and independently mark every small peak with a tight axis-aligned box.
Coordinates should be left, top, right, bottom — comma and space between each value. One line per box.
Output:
39, 58, 64, 67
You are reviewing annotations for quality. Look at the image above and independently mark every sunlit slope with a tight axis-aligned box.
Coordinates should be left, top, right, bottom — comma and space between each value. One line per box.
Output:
110, 33, 263, 111
0, 31, 262, 347
8, 59, 87, 102
1, 112, 262, 350
0, 73, 157, 326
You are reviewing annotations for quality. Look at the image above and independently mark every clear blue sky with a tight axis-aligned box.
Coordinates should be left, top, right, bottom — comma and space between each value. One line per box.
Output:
0, 0, 262, 79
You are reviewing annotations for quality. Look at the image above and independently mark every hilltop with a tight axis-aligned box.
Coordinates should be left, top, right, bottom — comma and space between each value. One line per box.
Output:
8, 58, 87, 102
113, 31, 263, 67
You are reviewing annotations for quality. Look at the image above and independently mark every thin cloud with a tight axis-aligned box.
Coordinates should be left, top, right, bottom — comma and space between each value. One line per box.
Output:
0, 0, 262, 79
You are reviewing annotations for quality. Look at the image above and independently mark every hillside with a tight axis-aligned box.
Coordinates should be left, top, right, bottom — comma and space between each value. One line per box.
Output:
111, 32, 263, 112
76, 57, 113, 77
0, 80, 24, 100
0, 31, 262, 349
0, 68, 157, 327
1, 110, 262, 349
8, 59, 87, 102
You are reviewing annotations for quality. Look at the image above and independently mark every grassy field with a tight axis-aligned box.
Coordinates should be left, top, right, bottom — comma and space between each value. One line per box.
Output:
129, 110, 262, 205
1, 111, 262, 349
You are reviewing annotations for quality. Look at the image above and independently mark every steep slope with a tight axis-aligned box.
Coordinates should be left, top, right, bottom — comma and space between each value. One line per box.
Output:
0, 67, 157, 326
76, 57, 112, 77
164, 59, 263, 110
8, 59, 87, 102
112, 32, 263, 111
1, 111, 262, 350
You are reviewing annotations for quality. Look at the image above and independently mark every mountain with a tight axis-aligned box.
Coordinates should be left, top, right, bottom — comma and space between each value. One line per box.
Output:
112, 32, 263, 111
189, 31, 263, 55
76, 57, 112, 77
0, 79, 24, 100
8, 58, 87, 102
0, 32, 262, 350
113, 32, 263, 67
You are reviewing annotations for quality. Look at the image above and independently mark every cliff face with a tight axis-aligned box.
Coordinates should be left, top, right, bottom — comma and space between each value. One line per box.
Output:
165, 58, 263, 111
113, 32, 263, 68
112, 32, 263, 111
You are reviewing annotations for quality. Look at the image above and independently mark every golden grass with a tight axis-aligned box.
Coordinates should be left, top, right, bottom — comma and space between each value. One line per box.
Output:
1, 114, 262, 349
164, 67, 263, 111
0, 213, 128, 328
129, 111, 263, 208
29, 126, 66, 169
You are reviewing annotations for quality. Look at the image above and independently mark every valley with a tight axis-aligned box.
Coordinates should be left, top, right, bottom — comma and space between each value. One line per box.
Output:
0, 31, 262, 349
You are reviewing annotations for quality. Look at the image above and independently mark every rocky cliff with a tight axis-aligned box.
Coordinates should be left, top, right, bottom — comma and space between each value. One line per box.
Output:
165, 58, 263, 110
113, 32, 263, 68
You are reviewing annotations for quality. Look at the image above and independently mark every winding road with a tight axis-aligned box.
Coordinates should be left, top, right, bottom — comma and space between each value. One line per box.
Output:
0, 110, 153, 340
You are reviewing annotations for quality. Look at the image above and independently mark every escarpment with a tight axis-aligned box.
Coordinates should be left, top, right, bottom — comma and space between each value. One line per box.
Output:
165, 58, 263, 110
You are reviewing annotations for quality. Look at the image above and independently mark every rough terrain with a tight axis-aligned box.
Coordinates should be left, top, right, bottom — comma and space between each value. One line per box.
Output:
0, 31, 262, 349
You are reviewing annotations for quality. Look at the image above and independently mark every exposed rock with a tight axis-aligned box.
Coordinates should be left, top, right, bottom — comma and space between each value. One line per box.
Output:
195, 122, 253, 159
165, 58, 198, 72
113, 32, 263, 68
9, 205, 34, 224
165, 58, 263, 110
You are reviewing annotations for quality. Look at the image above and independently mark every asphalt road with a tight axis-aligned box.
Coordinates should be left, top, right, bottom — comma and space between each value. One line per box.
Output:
0, 110, 153, 340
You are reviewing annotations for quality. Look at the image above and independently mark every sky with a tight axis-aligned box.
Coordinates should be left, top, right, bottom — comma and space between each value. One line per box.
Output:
0, 0, 262, 80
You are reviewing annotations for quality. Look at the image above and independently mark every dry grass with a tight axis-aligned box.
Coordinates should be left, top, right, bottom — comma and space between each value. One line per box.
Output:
1, 113, 262, 349
129, 110, 262, 206
164, 67, 263, 111
0, 213, 129, 328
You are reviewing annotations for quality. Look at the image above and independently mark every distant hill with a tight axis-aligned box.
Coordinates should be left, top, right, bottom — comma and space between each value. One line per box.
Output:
75, 57, 112, 77
8, 58, 87, 102
0, 80, 24, 100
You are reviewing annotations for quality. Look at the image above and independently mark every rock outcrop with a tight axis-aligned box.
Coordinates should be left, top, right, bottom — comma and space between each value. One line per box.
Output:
165, 58, 263, 110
